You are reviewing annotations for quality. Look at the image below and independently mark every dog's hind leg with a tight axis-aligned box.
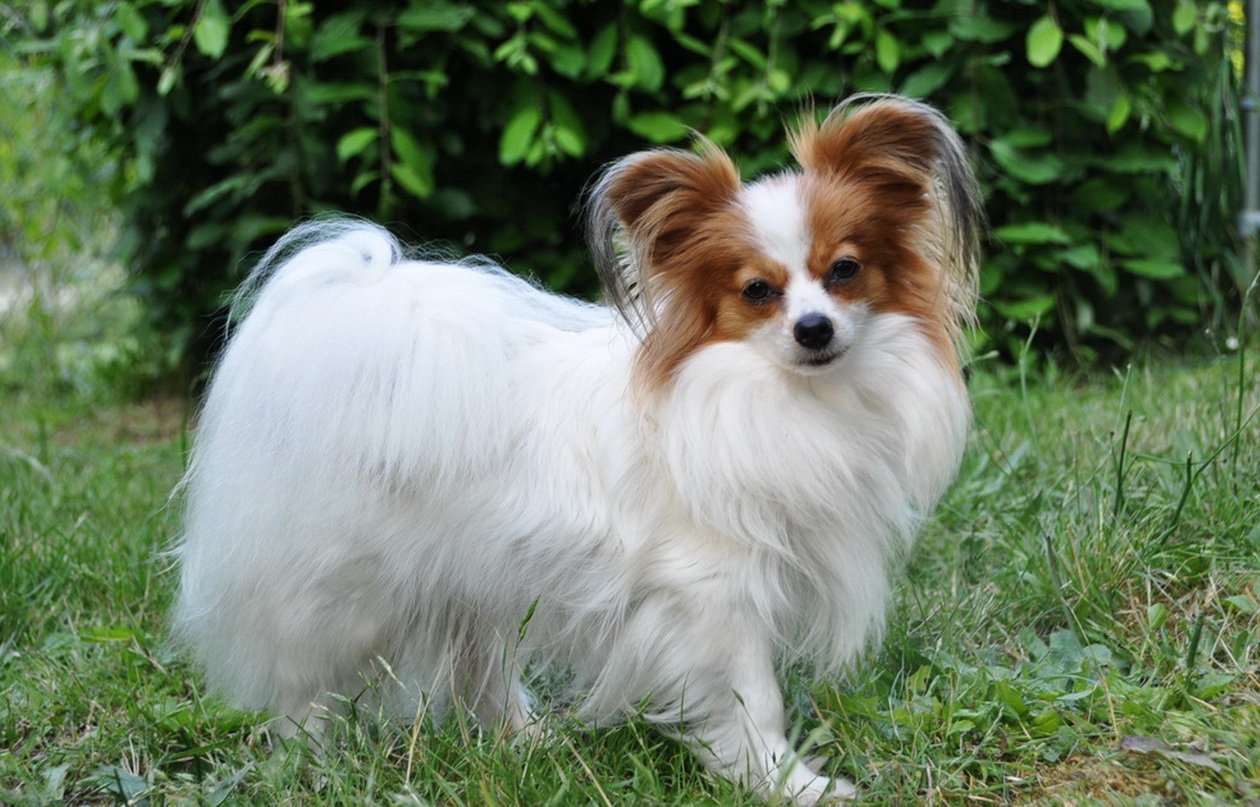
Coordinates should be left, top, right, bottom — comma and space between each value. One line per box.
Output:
395, 618, 542, 739
459, 640, 542, 738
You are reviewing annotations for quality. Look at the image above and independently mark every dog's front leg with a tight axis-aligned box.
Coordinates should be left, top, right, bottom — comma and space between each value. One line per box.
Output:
683, 641, 855, 804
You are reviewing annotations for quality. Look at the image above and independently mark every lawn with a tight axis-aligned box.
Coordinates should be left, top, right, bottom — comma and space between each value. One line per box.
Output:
1, 285, 1257, 805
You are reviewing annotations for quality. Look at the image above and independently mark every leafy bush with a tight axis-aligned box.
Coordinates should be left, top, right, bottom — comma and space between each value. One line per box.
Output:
0, 23, 117, 277
0, 24, 142, 393
24, 0, 1248, 372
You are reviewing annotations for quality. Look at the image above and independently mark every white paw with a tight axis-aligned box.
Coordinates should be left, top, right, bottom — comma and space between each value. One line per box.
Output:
776, 766, 856, 805
507, 710, 550, 744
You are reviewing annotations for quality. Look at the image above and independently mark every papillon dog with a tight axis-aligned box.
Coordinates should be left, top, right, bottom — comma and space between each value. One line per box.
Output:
173, 94, 982, 803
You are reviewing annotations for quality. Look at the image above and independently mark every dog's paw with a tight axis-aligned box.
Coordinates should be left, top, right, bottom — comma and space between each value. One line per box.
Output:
776, 766, 856, 805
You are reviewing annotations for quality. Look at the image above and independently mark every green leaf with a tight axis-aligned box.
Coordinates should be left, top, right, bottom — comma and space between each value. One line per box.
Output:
183, 172, 264, 216
1129, 51, 1173, 72
1113, 213, 1180, 258
1056, 686, 1098, 704
626, 35, 665, 92
1192, 671, 1237, 700
116, 1, 148, 41
1107, 93, 1131, 134
729, 38, 767, 69
389, 127, 434, 197
311, 12, 371, 62
157, 66, 178, 96
1026, 16, 1063, 68
1116, 1, 1154, 35
1224, 595, 1259, 614
1122, 259, 1184, 280
430, 188, 477, 220
900, 62, 953, 98
397, 3, 476, 33
1093, 0, 1149, 10
994, 680, 1027, 716
875, 29, 900, 74
1003, 127, 1053, 148
1063, 244, 1117, 296
304, 83, 375, 105
391, 162, 432, 198
1168, 101, 1207, 142
628, 111, 690, 143
547, 43, 588, 80
547, 90, 587, 156
336, 128, 377, 162
94, 766, 150, 802
1146, 603, 1170, 630
350, 170, 379, 197
1093, 143, 1177, 174
531, 1, 577, 38
500, 104, 542, 165
193, 0, 230, 59
995, 294, 1056, 320
1058, 244, 1099, 271
101, 61, 140, 114
989, 140, 1066, 185
1084, 64, 1123, 116
994, 222, 1073, 245
81, 626, 139, 642
767, 68, 791, 96
493, 33, 539, 75
28, 0, 49, 32
949, 17, 1018, 44
1069, 34, 1106, 67
1172, 2, 1197, 36
921, 30, 953, 57
586, 24, 618, 78
1085, 17, 1128, 52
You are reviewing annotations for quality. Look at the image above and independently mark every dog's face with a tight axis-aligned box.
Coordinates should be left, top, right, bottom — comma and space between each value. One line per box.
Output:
717, 173, 929, 377
588, 97, 982, 391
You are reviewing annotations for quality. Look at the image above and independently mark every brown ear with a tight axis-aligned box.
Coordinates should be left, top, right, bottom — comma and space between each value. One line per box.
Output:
792, 98, 939, 184
585, 142, 740, 328
791, 95, 984, 329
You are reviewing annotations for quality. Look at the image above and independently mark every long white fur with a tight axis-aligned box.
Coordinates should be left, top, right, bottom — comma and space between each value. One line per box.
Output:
175, 177, 970, 801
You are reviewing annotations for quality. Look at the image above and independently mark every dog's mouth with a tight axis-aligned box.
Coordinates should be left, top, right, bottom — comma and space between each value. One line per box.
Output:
801, 348, 846, 368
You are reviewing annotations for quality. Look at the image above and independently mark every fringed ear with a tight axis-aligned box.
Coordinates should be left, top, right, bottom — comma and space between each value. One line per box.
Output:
791, 95, 985, 331
585, 141, 741, 332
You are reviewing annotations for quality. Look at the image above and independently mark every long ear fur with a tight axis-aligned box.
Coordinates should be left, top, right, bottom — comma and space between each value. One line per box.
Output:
791, 94, 985, 333
585, 141, 741, 333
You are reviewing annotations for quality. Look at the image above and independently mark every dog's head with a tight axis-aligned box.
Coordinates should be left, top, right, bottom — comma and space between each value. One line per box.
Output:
587, 95, 983, 392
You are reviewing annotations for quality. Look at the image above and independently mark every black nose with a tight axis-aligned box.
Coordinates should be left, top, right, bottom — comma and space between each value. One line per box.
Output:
794, 314, 834, 350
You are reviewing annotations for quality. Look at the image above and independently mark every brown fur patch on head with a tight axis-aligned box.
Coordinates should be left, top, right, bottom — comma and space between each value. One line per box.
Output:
790, 96, 983, 352
800, 173, 944, 348
587, 142, 759, 391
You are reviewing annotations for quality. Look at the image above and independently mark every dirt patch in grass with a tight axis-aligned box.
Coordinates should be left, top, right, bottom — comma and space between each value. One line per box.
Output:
1021, 751, 1168, 805
96, 395, 188, 446
42, 394, 190, 449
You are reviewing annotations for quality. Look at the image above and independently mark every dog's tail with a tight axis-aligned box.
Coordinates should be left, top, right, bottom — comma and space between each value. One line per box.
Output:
228, 216, 402, 327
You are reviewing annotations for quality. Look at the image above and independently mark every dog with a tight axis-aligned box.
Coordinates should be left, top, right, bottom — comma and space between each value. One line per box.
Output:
172, 94, 982, 803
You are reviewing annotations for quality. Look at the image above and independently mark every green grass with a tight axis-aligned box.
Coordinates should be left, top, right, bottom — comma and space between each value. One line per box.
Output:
2, 286, 1258, 805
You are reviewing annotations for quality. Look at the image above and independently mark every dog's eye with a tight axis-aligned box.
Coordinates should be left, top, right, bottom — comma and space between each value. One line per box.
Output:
827, 258, 861, 285
741, 279, 778, 304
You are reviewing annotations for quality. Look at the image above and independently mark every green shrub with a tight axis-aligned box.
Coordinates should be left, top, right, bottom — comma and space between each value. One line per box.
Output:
0, 22, 117, 275
24, 0, 1248, 372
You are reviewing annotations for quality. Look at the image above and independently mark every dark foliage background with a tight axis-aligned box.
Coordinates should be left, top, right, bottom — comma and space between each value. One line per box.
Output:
15, 0, 1249, 374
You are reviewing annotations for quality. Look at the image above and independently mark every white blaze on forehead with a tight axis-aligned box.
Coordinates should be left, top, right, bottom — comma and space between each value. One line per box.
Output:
741, 176, 810, 274
741, 176, 834, 319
